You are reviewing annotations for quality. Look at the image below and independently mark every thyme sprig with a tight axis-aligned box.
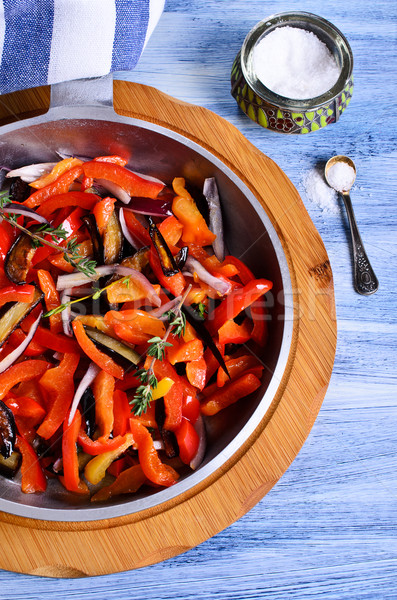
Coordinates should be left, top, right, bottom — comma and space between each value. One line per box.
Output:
43, 276, 131, 318
0, 195, 97, 277
130, 285, 192, 415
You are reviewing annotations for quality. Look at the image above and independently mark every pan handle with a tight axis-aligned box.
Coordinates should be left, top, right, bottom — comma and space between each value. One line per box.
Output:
49, 74, 114, 110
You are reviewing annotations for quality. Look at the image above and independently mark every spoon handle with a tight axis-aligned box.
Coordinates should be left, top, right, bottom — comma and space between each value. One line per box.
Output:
341, 192, 379, 295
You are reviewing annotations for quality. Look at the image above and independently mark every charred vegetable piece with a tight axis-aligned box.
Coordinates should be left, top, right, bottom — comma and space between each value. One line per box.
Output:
120, 247, 150, 272
155, 397, 179, 458
9, 178, 31, 203
83, 326, 140, 369
103, 210, 123, 265
0, 450, 21, 478
148, 216, 179, 276
182, 305, 229, 377
80, 386, 96, 439
175, 246, 189, 270
0, 286, 43, 348
5, 232, 37, 284
82, 214, 104, 264
0, 400, 16, 459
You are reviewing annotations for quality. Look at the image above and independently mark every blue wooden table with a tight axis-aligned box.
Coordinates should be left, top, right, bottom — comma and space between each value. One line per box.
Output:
0, 1, 395, 598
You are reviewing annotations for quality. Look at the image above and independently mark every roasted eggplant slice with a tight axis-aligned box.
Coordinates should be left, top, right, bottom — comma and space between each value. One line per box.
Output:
175, 246, 188, 270
148, 217, 179, 276
0, 400, 16, 459
0, 286, 43, 348
9, 177, 31, 203
82, 214, 104, 264
155, 398, 179, 458
103, 210, 123, 265
0, 450, 21, 478
83, 326, 140, 369
4, 232, 37, 284
80, 387, 96, 439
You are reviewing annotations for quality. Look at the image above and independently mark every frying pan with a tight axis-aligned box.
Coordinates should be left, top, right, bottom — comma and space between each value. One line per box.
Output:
0, 75, 293, 521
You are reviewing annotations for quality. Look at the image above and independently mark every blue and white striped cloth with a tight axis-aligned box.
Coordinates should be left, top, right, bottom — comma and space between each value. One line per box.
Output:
0, 0, 164, 95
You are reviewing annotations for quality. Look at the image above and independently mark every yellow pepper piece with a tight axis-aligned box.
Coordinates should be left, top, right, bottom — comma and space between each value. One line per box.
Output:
152, 377, 174, 400
30, 157, 83, 189
84, 434, 133, 485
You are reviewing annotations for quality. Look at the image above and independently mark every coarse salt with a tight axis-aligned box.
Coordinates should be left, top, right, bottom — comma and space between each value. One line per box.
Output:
303, 167, 339, 214
326, 161, 356, 192
253, 26, 340, 99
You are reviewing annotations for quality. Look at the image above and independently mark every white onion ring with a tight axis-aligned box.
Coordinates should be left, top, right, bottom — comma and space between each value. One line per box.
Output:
67, 362, 100, 426
203, 177, 225, 262
190, 415, 206, 470
6, 163, 57, 183
56, 265, 117, 290
149, 296, 182, 319
113, 266, 161, 307
95, 178, 131, 204
0, 310, 42, 374
61, 289, 73, 337
185, 256, 231, 296
0, 203, 50, 224
119, 207, 139, 250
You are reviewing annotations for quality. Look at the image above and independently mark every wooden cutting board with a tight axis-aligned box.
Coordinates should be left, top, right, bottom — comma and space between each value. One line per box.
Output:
0, 81, 336, 578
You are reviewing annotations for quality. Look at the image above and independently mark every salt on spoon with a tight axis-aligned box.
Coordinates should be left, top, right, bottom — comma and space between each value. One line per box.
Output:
325, 155, 379, 295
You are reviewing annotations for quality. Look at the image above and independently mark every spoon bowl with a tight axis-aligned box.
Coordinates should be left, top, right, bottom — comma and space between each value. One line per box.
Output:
325, 155, 378, 295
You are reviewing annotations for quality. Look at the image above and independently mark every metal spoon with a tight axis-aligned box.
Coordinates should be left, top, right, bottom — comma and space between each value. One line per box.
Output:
325, 155, 379, 295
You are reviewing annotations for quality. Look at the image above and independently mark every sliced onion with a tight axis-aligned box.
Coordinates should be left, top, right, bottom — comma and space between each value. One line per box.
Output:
0, 202, 50, 224
0, 310, 42, 374
61, 289, 72, 337
67, 362, 100, 426
149, 296, 181, 319
119, 207, 139, 250
190, 415, 206, 470
56, 265, 117, 290
153, 440, 165, 451
203, 177, 225, 261
113, 266, 161, 307
185, 256, 231, 296
121, 199, 172, 217
96, 178, 131, 204
6, 163, 57, 183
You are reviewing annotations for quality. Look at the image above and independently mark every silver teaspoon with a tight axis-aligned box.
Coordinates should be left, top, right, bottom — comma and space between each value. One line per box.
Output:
325, 155, 379, 296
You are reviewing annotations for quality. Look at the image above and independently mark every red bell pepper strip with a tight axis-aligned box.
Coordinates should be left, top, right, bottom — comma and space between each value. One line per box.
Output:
217, 354, 263, 388
4, 395, 46, 424
201, 373, 261, 416
9, 328, 46, 359
36, 191, 99, 219
24, 165, 84, 208
174, 418, 200, 464
0, 221, 16, 264
91, 463, 146, 502
77, 429, 129, 455
166, 336, 203, 366
62, 409, 88, 494
32, 207, 84, 266
185, 357, 207, 390
72, 319, 124, 379
221, 256, 268, 346
172, 178, 216, 246
106, 457, 128, 478
182, 393, 200, 424
115, 371, 141, 392
129, 418, 179, 486
149, 246, 186, 297
122, 209, 152, 247
0, 360, 51, 401
158, 215, 183, 249
37, 269, 62, 334
208, 279, 273, 334
203, 342, 225, 383
112, 389, 132, 436
33, 326, 81, 354
93, 196, 116, 234
48, 238, 93, 273
82, 161, 164, 198
36, 352, 80, 439
16, 434, 47, 493
30, 158, 83, 189
15, 379, 46, 408
94, 155, 128, 165
93, 369, 115, 440
218, 318, 252, 346
0, 284, 35, 308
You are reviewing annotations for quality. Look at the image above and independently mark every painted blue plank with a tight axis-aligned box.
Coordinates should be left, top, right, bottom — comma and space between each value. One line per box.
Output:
0, 0, 395, 599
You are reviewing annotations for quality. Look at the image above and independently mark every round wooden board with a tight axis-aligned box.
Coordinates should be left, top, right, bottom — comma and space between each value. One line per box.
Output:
0, 81, 336, 578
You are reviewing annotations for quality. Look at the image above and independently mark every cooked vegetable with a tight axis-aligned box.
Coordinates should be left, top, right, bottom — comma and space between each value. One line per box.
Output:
0, 286, 43, 347
0, 399, 16, 458
0, 154, 273, 501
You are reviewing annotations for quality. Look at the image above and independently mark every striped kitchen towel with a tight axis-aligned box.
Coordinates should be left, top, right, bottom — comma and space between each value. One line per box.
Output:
0, 0, 164, 95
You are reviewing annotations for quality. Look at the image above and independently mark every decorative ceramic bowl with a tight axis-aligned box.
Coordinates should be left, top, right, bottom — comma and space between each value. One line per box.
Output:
231, 11, 354, 134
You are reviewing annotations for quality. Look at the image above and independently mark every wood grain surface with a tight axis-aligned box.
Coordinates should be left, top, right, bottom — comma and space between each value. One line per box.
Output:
0, 0, 395, 598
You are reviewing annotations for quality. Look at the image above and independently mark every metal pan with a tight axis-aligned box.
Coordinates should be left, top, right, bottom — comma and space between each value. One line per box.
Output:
0, 76, 293, 521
